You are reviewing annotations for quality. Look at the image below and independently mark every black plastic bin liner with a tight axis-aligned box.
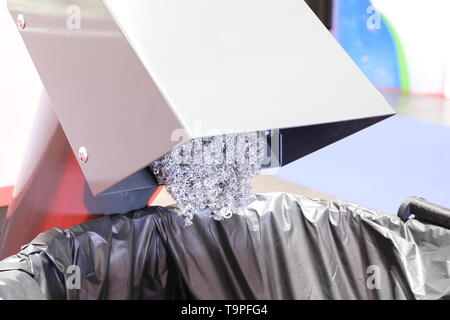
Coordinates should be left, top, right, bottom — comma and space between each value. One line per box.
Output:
1, 192, 449, 300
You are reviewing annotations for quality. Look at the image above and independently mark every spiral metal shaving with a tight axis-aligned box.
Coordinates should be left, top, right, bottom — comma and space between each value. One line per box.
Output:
150, 132, 267, 225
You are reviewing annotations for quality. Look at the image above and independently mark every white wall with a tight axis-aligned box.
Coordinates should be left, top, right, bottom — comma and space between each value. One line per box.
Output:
372, 0, 450, 95
0, 0, 41, 188
445, 48, 450, 99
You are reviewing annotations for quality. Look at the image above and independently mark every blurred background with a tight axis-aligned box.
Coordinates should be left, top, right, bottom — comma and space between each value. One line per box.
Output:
1, 0, 450, 219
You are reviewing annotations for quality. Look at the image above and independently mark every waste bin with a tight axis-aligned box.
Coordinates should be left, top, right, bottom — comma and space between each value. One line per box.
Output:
1, 192, 449, 300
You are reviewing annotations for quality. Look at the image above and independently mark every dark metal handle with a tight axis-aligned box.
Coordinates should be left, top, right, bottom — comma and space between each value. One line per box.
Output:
398, 196, 450, 229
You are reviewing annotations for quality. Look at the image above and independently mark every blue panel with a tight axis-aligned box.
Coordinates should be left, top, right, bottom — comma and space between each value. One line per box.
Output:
334, 0, 401, 88
277, 116, 450, 214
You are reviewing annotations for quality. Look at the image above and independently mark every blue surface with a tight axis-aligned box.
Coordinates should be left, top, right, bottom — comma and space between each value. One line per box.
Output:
334, 0, 401, 88
277, 116, 450, 214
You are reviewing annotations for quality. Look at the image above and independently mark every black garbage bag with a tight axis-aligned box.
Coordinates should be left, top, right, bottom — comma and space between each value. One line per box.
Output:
0, 192, 449, 300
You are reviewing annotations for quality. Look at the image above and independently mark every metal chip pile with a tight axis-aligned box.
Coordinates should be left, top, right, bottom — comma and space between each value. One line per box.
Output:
150, 132, 267, 225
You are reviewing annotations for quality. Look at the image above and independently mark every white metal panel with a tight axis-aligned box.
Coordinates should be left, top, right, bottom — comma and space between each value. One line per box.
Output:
105, 0, 394, 137
8, 0, 394, 195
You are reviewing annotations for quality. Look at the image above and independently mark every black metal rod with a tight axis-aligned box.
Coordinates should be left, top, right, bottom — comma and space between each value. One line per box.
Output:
398, 196, 450, 229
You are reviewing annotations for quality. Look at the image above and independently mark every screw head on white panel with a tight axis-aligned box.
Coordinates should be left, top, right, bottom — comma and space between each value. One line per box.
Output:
78, 147, 88, 163
17, 14, 26, 30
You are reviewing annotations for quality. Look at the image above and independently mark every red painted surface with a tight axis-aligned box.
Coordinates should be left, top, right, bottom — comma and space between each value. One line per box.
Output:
38, 154, 102, 232
378, 86, 448, 100
0, 186, 13, 208
148, 186, 164, 205
1, 152, 159, 249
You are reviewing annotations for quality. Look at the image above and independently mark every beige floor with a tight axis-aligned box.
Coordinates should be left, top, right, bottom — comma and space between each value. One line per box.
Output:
151, 174, 338, 207
381, 89, 450, 126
